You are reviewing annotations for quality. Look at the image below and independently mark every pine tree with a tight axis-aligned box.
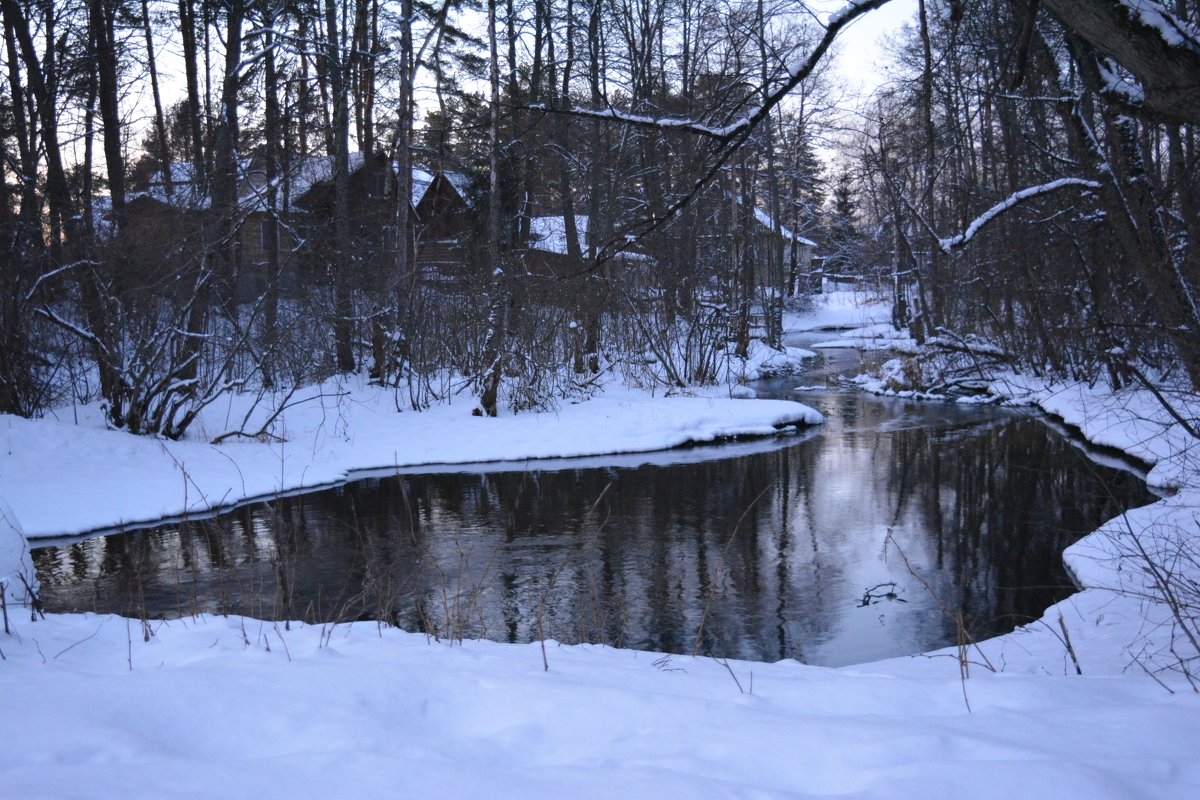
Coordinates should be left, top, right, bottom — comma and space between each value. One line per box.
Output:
824, 169, 860, 277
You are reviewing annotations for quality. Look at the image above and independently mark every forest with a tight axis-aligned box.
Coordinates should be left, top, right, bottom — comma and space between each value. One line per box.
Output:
1, 0, 1197, 436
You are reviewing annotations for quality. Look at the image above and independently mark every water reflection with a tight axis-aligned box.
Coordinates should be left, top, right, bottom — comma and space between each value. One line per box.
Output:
33, 388, 1152, 666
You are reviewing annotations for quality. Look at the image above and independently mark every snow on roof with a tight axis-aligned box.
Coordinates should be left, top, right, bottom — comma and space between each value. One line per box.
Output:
751, 207, 817, 247
411, 168, 435, 206
158, 163, 201, 186
442, 171, 473, 202
128, 162, 212, 210
88, 195, 115, 239
529, 215, 589, 255
411, 169, 474, 208
528, 215, 653, 260
286, 152, 367, 205
129, 157, 470, 216
233, 152, 376, 212
724, 191, 817, 247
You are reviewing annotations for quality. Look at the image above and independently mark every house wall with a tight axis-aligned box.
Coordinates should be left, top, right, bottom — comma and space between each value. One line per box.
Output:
292, 153, 401, 288
234, 211, 302, 303
116, 197, 209, 296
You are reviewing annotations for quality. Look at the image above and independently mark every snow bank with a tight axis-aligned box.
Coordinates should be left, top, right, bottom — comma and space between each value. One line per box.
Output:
782, 288, 891, 333
1009, 377, 1200, 490
728, 339, 818, 381
848, 355, 1200, 685
811, 321, 919, 353
0, 495, 37, 606
0, 378, 822, 540
2, 611, 1198, 799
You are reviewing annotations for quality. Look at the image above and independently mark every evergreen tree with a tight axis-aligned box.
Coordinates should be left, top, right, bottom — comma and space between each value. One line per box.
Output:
824, 169, 860, 277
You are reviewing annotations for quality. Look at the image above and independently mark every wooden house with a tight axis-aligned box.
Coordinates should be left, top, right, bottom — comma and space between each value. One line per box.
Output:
118, 160, 304, 302
517, 214, 649, 311
685, 185, 818, 299
120, 152, 425, 299
747, 205, 817, 296
288, 151, 400, 285
412, 169, 477, 286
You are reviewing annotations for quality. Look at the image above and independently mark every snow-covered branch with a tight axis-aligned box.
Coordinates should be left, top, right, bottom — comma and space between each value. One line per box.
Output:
527, 0, 894, 143
1040, 0, 1200, 123
549, 0, 897, 272
938, 178, 1101, 253
34, 306, 109, 355
525, 103, 762, 140
23, 260, 100, 302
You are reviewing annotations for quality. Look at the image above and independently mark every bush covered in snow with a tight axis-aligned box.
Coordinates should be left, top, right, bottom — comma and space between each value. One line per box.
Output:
0, 495, 39, 609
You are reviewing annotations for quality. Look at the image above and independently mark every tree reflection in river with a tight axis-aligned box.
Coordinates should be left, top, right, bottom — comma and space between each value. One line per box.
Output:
33, 391, 1151, 666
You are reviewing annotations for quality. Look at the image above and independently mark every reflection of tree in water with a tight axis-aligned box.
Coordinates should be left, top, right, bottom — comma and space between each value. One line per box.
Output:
32, 400, 1151, 666
883, 415, 1147, 652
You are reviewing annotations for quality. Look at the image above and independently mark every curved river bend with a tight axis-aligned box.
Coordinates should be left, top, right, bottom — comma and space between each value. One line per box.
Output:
34, 365, 1153, 666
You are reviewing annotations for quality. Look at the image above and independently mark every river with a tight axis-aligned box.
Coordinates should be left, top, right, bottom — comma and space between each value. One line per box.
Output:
33, 345, 1153, 666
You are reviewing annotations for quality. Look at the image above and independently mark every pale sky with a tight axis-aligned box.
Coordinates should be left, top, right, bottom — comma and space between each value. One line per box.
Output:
813, 0, 919, 95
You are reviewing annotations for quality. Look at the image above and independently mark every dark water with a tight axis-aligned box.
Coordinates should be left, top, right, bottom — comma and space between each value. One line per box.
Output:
33, 367, 1153, 666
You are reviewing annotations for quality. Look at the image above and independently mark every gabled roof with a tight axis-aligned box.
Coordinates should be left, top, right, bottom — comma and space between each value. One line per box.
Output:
442, 171, 473, 203
127, 162, 212, 210
289, 152, 368, 205
132, 153, 380, 214
411, 168, 435, 206
124, 156, 476, 221
527, 215, 650, 260
411, 169, 474, 208
748, 204, 817, 248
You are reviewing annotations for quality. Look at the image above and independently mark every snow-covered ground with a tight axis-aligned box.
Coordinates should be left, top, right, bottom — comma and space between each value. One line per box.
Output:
783, 286, 890, 332
3, 291, 1200, 798
782, 288, 918, 352
0, 378, 820, 541
2, 609, 1197, 799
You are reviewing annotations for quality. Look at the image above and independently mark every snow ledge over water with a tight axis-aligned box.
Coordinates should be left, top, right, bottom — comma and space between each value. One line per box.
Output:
0, 378, 821, 541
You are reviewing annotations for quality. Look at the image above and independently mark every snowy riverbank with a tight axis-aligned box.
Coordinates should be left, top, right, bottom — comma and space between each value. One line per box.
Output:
0, 378, 821, 542
2, 607, 1198, 799
3, 294, 1200, 798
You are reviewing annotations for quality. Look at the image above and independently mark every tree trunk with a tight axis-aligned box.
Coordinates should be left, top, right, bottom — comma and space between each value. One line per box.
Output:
91, 0, 125, 232
178, 0, 206, 178
2, 0, 119, 414
325, 0, 356, 373
3, 17, 40, 256
260, 1, 283, 385
1040, 0, 1200, 125
758, 0, 784, 348
479, 0, 505, 417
